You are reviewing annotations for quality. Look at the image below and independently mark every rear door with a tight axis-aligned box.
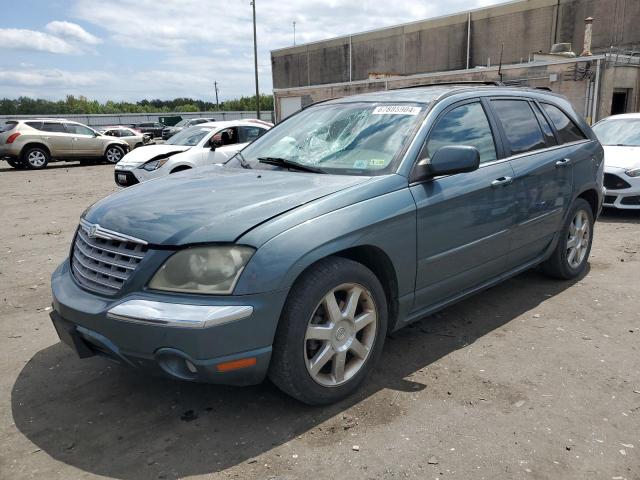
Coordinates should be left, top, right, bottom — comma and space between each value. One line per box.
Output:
40, 122, 73, 156
488, 98, 573, 267
410, 99, 516, 310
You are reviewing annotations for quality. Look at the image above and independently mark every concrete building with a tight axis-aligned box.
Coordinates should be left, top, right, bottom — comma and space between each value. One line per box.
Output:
271, 0, 640, 122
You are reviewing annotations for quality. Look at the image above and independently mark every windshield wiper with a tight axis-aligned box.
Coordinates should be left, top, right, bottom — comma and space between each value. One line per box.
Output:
233, 151, 252, 169
258, 157, 326, 174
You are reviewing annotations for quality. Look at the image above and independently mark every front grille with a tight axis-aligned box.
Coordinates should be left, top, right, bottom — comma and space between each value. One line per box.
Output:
604, 195, 617, 204
604, 173, 631, 190
71, 220, 148, 295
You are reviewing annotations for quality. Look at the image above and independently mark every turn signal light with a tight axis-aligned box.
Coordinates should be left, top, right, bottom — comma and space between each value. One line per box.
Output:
6, 132, 20, 144
216, 357, 257, 372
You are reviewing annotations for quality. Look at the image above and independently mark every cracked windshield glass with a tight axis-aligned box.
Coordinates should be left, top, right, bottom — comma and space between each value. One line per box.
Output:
230, 102, 425, 174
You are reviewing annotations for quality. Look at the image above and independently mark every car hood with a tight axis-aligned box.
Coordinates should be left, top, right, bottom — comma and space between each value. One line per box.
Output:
84, 166, 371, 245
602, 145, 640, 170
117, 144, 191, 166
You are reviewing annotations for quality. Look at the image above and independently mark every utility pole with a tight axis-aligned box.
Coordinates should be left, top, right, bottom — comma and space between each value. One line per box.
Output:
213, 81, 220, 111
251, 0, 260, 119
293, 20, 296, 46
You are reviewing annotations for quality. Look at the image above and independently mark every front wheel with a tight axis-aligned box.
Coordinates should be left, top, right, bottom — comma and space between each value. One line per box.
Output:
269, 257, 388, 405
104, 145, 125, 164
541, 198, 594, 279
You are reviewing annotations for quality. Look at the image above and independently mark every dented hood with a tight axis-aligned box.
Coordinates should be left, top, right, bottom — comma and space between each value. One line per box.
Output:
83, 166, 370, 245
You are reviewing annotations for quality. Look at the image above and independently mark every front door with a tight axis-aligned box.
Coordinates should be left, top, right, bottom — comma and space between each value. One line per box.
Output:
410, 100, 516, 311
40, 122, 73, 156
65, 123, 102, 157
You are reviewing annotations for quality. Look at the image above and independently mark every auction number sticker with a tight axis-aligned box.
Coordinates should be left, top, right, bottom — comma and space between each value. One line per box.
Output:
372, 105, 421, 115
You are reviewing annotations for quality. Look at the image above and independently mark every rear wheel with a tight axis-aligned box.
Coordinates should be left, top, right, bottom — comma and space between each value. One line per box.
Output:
22, 147, 50, 169
541, 198, 593, 279
104, 145, 125, 164
269, 257, 388, 405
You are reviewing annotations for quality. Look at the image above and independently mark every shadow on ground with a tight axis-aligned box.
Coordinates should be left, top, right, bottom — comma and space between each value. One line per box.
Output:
11, 268, 584, 479
597, 207, 640, 224
0, 161, 110, 173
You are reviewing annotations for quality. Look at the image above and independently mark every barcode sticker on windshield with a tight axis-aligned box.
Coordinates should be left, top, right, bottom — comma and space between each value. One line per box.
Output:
372, 106, 421, 115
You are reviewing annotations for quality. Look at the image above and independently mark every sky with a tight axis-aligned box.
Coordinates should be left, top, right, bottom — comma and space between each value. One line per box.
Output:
0, 0, 507, 103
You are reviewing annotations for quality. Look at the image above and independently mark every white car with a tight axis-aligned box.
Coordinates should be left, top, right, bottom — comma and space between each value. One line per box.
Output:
114, 120, 272, 186
592, 114, 640, 209
97, 126, 150, 150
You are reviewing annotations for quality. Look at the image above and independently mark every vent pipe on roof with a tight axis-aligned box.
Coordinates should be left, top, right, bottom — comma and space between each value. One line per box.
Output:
581, 17, 594, 56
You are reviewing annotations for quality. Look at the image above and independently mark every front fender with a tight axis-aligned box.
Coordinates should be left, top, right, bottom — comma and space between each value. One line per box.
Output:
234, 188, 417, 298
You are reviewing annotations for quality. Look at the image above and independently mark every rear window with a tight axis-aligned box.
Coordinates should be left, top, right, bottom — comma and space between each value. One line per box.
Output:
1, 121, 17, 132
541, 103, 587, 144
491, 99, 546, 155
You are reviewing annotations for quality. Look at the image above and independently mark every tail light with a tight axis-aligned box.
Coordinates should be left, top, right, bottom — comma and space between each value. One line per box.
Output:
6, 132, 21, 144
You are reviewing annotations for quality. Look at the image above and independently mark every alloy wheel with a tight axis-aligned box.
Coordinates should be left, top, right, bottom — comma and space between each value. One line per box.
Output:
106, 147, 122, 163
27, 150, 46, 167
566, 209, 590, 269
304, 283, 378, 387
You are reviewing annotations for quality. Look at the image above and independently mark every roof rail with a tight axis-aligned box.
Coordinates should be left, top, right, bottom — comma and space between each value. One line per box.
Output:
389, 81, 504, 90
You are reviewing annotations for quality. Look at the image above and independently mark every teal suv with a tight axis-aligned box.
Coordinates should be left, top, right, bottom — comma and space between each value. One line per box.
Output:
50, 85, 603, 404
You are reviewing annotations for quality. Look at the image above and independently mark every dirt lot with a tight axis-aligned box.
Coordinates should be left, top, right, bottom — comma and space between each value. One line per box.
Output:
1, 161, 639, 480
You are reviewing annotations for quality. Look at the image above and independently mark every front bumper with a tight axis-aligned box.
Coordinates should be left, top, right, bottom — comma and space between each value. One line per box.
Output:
603, 167, 640, 209
50, 260, 288, 385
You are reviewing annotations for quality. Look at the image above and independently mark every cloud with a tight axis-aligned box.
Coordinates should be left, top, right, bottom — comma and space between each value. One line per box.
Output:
0, 28, 82, 54
0, 21, 100, 56
45, 21, 102, 45
0, 69, 114, 88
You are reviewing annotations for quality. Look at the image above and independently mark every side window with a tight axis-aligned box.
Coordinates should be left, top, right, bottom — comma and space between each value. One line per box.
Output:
532, 103, 557, 146
119, 129, 134, 137
425, 102, 497, 164
42, 122, 66, 133
25, 121, 43, 130
238, 126, 263, 143
65, 124, 95, 136
491, 99, 546, 155
541, 103, 587, 144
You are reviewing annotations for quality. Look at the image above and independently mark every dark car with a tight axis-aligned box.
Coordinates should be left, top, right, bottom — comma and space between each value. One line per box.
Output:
162, 118, 217, 140
50, 84, 603, 405
132, 122, 165, 138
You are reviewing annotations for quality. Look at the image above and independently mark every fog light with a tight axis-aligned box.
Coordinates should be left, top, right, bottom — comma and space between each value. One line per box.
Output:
185, 359, 197, 374
155, 348, 199, 380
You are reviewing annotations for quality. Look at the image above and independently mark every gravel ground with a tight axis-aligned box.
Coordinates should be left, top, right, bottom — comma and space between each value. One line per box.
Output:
0, 161, 639, 480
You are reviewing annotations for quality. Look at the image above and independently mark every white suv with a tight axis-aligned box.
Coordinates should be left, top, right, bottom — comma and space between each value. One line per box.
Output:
114, 120, 271, 186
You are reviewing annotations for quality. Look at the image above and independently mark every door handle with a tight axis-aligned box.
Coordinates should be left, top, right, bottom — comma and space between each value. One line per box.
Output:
491, 176, 513, 188
555, 158, 572, 167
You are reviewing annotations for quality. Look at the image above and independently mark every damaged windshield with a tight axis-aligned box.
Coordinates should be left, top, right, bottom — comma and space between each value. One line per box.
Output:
228, 102, 426, 174
166, 126, 213, 146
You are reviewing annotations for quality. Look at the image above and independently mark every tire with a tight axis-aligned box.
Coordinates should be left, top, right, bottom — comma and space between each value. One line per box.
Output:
104, 145, 125, 164
7, 159, 25, 169
22, 147, 50, 169
541, 198, 594, 280
269, 257, 388, 405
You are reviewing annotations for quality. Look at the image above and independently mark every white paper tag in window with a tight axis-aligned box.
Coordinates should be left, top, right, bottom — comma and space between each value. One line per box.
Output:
372, 105, 421, 116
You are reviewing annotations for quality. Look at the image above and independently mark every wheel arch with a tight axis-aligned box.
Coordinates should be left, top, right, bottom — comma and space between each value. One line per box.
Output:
576, 188, 599, 219
20, 142, 51, 159
103, 142, 127, 155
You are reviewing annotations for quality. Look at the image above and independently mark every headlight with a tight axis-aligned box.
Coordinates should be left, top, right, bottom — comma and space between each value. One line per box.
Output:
625, 168, 640, 178
140, 158, 170, 171
149, 246, 255, 294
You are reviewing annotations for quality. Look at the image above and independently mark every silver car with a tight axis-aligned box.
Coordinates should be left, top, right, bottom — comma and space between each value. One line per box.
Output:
97, 126, 150, 150
0, 119, 129, 169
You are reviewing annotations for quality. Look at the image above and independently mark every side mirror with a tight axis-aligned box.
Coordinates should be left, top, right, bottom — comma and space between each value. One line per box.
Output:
411, 145, 480, 182
209, 138, 216, 151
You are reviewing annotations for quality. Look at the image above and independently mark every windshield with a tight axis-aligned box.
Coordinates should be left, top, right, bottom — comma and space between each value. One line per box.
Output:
166, 126, 214, 146
228, 102, 426, 175
593, 119, 640, 146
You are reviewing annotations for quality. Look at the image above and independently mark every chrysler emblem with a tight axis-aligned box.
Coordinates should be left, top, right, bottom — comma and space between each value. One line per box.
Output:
88, 225, 98, 238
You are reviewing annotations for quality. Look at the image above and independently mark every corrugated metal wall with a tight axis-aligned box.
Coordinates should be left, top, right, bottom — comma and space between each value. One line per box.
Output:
0, 111, 274, 127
